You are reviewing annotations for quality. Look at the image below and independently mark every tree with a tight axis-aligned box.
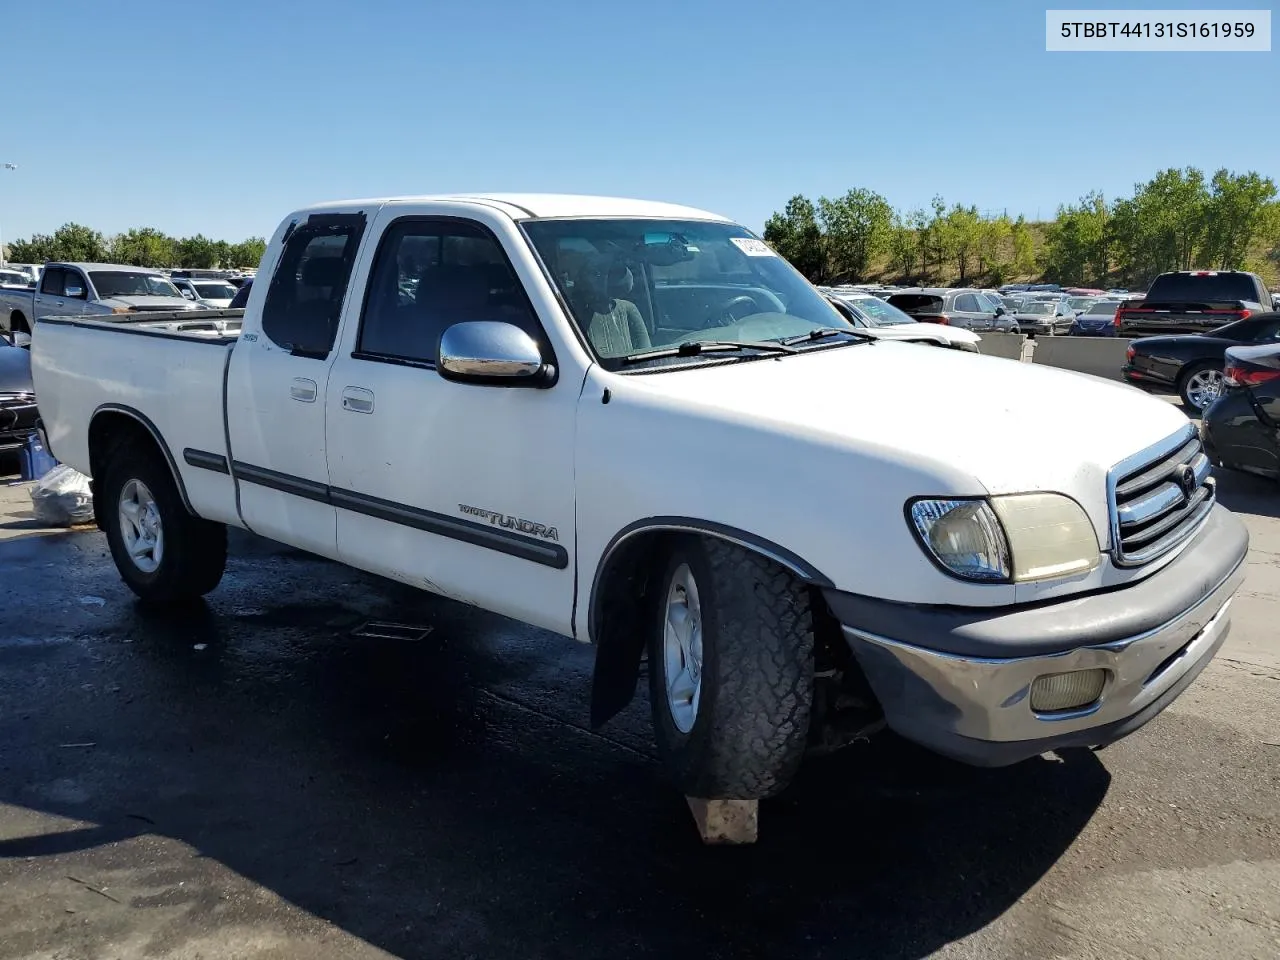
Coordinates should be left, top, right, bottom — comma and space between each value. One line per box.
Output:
976, 215, 1013, 280
816, 188, 893, 281
1201, 170, 1278, 270
887, 214, 919, 279
763, 195, 826, 281
925, 195, 948, 270
941, 204, 982, 283
1111, 167, 1209, 284
1010, 216, 1036, 276
174, 234, 221, 268
225, 238, 267, 269
108, 228, 175, 268
1042, 192, 1109, 285
11, 223, 110, 263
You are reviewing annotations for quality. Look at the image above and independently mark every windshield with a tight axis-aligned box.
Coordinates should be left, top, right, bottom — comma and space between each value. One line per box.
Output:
521, 219, 850, 364
90, 271, 185, 299
0, 271, 29, 286
1068, 297, 1095, 310
847, 296, 916, 325
1020, 301, 1056, 315
193, 281, 236, 301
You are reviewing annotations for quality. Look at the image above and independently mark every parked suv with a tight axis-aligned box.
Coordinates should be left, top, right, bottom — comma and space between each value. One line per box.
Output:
885, 288, 1019, 333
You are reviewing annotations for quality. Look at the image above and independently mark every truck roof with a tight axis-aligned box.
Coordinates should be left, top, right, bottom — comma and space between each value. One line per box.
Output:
298, 193, 733, 222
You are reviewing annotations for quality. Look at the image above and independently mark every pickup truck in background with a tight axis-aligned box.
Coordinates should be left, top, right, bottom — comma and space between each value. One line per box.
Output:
31, 194, 1249, 812
1116, 269, 1272, 335
0, 261, 203, 334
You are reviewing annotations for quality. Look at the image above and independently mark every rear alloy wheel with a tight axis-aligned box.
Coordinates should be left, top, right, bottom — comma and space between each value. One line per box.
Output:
1179, 363, 1225, 412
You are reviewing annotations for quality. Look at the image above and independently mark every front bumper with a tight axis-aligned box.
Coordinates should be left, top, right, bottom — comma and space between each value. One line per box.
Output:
826, 506, 1248, 766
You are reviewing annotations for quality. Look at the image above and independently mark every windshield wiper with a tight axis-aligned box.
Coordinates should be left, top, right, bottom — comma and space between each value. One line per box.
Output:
619, 339, 798, 365
780, 327, 876, 346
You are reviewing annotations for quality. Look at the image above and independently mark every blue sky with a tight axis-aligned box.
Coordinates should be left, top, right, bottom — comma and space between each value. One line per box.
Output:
1, 0, 1276, 243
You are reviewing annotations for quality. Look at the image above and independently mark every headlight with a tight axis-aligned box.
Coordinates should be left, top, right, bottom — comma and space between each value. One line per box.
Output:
991, 493, 1100, 581
909, 494, 1099, 583
909, 499, 1010, 582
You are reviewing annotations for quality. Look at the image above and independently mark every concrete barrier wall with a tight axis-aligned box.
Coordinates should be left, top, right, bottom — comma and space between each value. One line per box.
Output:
1028, 336, 1134, 382
977, 332, 1135, 382
976, 333, 1026, 360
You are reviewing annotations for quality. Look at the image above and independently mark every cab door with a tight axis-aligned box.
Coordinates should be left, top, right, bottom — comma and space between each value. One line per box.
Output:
225, 213, 368, 558
34, 267, 88, 319
322, 204, 578, 636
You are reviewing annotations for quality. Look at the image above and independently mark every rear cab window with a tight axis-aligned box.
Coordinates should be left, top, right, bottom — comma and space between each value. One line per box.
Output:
1145, 273, 1261, 303
888, 294, 945, 314
260, 214, 366, 358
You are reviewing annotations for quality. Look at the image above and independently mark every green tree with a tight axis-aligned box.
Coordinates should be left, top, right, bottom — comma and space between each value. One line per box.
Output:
816, 187, 893, 281
1111, 167, 1209, 284
5, 235, 54, 263
887, 215, 919, 279
941, 204, 982, 283
1201, 170, 1278, 269
1010, 216, 1036, 276
976, 215, 1013, 280
763, 195, 826, 281
17, 223, 109, 263
1043, 192, 1109, 285
174, 233, 221, 268
108, 228, 175, 268
926, 195, 948, 270
226, 238, 266, 269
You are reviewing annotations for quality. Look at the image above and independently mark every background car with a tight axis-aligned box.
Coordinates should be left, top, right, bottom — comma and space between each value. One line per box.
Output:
1067, 295, 1098, 315
171, 277, 238, 308
1012, 298, 1074, 335
822, 292, 980, 351
0, 269, 32, 288
1121, 312, 1280, 411
1070, 299, 1123, 336
1202, 342, 1280, 479
885, 288, 1018, 332
0, 332, 37, 465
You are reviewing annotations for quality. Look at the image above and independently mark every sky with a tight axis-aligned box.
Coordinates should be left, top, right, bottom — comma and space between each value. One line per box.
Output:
1, 0, 1277, 245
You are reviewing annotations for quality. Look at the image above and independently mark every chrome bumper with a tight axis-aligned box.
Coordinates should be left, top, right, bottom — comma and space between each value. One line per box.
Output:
837, 520, 1247, 766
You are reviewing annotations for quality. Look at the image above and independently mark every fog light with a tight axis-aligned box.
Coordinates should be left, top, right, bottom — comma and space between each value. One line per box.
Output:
1030, 669, 1107, 713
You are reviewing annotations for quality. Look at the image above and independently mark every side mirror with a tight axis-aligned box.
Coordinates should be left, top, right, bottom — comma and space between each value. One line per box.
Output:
181, 289, 195, 300
995, 306, 1007, 316
64, 283, 84, 299
438, 321, 554, 387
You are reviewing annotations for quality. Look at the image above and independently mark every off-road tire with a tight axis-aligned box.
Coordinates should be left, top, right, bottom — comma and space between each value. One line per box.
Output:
100, 439, 227, 604
648, 537, 814, 799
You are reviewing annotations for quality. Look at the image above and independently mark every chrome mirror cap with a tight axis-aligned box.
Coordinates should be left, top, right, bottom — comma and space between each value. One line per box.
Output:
438, 321, 553, 386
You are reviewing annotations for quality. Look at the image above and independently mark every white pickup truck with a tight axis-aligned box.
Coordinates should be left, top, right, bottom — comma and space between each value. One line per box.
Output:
1, 261, 202, 334
32, 194, 1249, 803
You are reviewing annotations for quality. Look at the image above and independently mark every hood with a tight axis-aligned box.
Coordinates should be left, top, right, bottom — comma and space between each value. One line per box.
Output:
98, 296, 202, 312
0, 343, 33, 394
199, 298, 233, 308
622, 341, 1191, 538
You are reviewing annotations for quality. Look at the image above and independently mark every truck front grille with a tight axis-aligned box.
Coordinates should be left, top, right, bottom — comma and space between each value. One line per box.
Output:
1108, 425, 1214, 567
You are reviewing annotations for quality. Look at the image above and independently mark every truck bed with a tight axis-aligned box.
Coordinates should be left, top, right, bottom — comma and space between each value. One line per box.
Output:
30, 310, 245, 528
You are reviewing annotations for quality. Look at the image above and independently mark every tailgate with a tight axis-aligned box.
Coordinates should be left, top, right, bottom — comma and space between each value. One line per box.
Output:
1118, 300, 1249, 334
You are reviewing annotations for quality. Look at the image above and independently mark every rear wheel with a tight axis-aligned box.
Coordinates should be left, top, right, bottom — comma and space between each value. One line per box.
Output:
10, 312, 28, 335
101, 439, 227, 604
647, 537, 814, 799
1178, 362, 1225, 412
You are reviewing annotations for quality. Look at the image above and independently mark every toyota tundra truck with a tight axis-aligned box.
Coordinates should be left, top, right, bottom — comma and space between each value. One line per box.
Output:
30, 194, 1249, 806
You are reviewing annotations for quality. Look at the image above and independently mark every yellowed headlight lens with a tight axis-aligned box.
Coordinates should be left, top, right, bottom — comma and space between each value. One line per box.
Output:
992, 493, 1100, 582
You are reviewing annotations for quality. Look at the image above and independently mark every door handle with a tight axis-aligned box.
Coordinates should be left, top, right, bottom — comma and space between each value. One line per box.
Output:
290, 378, 318, 403
341, 386, 374, 414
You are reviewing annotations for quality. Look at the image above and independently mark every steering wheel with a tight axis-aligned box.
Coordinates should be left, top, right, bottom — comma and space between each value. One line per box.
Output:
712, 294, 762, 327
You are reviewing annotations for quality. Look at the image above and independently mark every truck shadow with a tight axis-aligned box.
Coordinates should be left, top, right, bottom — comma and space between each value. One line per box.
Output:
0, 540, 1109, 960
1214, 469, 1280, 519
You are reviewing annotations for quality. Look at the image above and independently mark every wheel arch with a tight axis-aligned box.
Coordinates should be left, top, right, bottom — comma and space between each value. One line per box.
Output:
586, 517, 832, 728
87, 405, 194, 526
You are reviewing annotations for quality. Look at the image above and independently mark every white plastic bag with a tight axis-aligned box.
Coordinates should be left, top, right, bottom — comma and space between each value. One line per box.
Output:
30, 464, 94, 527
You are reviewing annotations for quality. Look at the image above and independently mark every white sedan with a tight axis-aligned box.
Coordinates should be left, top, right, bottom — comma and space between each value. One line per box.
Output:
822, 290, 981, 352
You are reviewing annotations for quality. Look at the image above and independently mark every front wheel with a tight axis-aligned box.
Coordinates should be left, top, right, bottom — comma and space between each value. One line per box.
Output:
648, 537, 814, 799
101, 439, 227, 604
1178, 362, 1225, 412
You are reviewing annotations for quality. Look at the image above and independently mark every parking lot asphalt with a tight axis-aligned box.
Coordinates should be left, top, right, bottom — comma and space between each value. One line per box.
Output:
0, 467, 1278, 960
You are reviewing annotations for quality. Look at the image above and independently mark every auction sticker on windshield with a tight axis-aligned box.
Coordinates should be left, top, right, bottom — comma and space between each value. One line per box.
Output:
730, 238, 777, 257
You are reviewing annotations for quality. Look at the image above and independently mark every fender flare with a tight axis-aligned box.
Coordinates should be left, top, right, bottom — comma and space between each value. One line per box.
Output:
89, 404, 195, 515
